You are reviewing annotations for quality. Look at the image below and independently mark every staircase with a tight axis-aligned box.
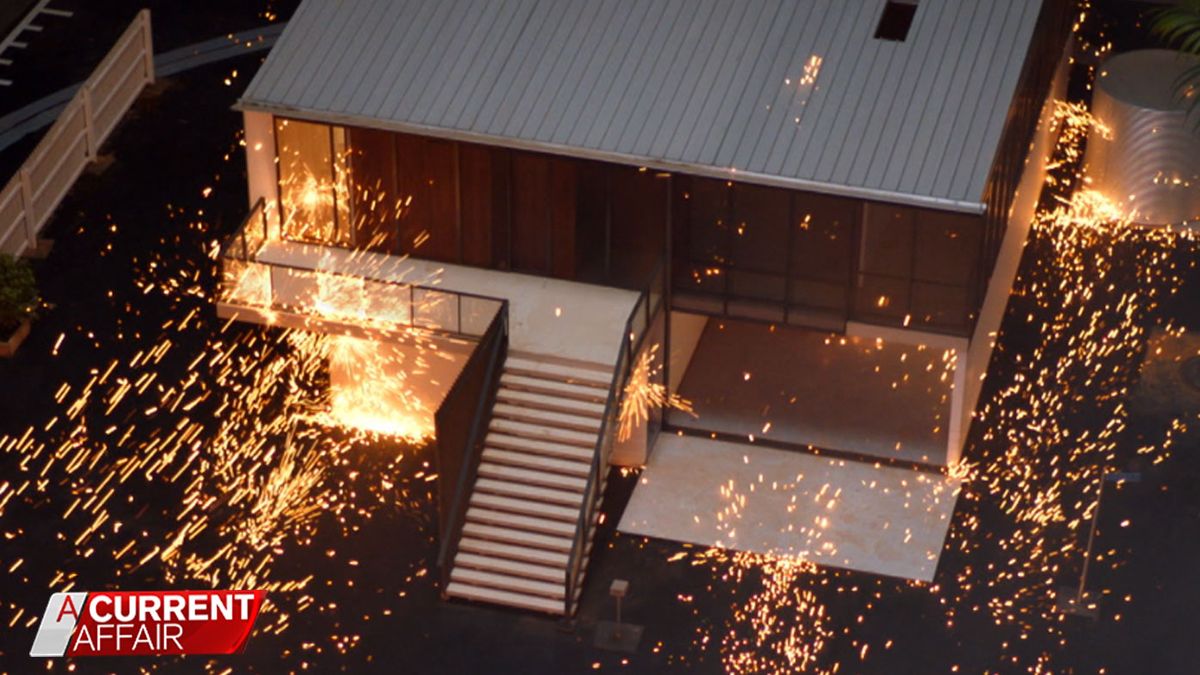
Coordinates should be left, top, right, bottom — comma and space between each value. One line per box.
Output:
444, 352, 613, 615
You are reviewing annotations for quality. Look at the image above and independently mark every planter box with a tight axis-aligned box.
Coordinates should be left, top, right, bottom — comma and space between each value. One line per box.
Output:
0, 320, 31, 358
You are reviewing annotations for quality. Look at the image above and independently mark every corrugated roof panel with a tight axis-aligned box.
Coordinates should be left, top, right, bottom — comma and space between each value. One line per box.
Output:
239, 0, 1048, 211
952, 1, 1040, 199
922, 1, 1012, 198
550, 0, 632, 145
887, 1, 983, 196
724, 1, 824, 172
781, 3, 873, 179
694, 0, 792, 165
856, 1, 947, 189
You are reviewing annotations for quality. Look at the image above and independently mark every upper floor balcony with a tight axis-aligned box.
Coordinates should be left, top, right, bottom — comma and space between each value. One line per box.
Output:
217, 197, 648, 367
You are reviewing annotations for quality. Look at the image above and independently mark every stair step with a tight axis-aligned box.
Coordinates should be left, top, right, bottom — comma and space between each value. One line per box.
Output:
470, 492, 580, 523
458, 536, 569, 567
451, 566, 566, 600
454, 552, 565, 583
445, 581, 564, 615
492, 403, 601, 434
504, 356, 612, 389
467, 506, 576, 537
497, 388, 606, 417
478, 462, 589, 492
485, 432, 594, 462
500, 373, 609, 404
489, 418, 597, 448
474, 478, 583, 507
483, 447, 591, 478
462, 522, 573, 553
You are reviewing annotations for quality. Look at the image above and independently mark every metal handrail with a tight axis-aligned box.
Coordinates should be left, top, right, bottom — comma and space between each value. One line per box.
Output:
435, 304, 508, 589
563, 258, 665, 616
218, 198, 507, 339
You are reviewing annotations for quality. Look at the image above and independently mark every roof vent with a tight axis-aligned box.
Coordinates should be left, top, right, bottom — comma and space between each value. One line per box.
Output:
874, 1, 917, 42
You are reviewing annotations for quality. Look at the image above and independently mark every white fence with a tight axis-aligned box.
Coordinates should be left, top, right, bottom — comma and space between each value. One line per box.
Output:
0, 9, 154, 256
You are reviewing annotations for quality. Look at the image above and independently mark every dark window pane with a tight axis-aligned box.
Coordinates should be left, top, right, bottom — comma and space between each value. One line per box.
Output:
911, 281, 970, 331
913, 210, 982, 287
730, 183, 788, 275
687, 177, 731, 266
791, 193, 855, 322
789, 279, 845, 311
729, 269, 786, 303
792, 193, 855, 282
860, 203, 915, 278
854, 273, 910, 323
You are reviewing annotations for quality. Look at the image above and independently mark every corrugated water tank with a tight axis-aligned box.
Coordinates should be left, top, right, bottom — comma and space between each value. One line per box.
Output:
1086, 49, 1200, 226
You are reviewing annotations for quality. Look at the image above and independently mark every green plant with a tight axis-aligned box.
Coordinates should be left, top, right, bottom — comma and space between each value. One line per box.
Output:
1152, 0, 1200, 124
0, 255, 39, 334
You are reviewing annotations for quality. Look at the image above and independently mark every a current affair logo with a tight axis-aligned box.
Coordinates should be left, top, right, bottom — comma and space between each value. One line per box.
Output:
30, 591, 266, 657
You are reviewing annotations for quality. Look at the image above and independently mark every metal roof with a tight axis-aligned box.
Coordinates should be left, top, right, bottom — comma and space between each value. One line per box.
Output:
240, 0, 1046, 213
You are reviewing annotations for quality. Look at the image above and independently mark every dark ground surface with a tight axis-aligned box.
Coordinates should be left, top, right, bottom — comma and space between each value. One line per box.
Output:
0, 1, 1198, 673
0, 0, 40, 42
1, 0, 296, 114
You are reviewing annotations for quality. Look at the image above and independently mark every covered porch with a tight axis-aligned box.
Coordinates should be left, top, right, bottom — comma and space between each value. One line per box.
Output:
667, 313, 964, 467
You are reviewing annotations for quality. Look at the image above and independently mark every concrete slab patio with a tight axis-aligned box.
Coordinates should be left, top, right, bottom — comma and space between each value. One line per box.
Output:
618, 434, 960, 582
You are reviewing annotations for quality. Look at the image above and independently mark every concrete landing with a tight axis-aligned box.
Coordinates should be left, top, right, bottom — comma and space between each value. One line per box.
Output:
617, 434, 959, 582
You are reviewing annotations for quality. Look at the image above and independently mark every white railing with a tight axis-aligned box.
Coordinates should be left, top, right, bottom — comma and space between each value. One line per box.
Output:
0, 9, 154, 256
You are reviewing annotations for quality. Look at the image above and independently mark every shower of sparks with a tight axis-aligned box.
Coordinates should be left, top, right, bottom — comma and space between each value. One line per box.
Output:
0, 125, 454, 668
618, 344, 694, 443
718, 553, 831, 675
4, 2, 1198, 669
0, 278, 427, 657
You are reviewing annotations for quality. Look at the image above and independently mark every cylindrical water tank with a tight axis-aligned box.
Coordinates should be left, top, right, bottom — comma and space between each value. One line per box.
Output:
1086, 49, 1200, 226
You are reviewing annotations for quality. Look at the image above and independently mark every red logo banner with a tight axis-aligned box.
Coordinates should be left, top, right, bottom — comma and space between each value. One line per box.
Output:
31, 591, 266, 657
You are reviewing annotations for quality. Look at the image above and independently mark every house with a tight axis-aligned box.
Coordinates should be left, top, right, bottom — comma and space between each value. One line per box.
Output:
219, 0, 1074, 615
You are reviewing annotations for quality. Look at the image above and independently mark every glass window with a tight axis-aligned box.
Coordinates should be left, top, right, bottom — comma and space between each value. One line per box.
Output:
728, 183, 788, 303
859, 203, 915, 279
276, 119, 349, 245
791, 193, 855, 321
913, 210, 981, 287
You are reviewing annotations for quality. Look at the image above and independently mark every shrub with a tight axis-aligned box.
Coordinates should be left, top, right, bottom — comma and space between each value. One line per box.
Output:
1152, 0, 1200, 126
0, 255, 39, 335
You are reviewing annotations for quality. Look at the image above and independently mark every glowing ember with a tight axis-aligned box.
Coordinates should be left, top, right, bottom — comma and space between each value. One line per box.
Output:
618, 344, 694, 443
